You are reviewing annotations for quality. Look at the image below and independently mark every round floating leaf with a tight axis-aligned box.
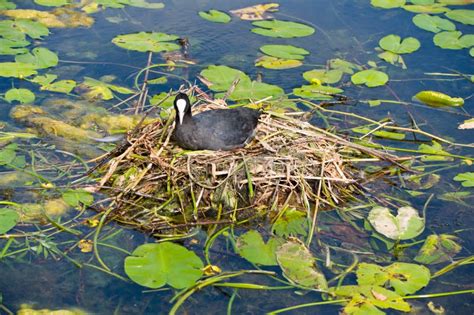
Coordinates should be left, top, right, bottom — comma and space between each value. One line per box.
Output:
303, 69, 343, 84
433, 31, 467, 49
251, 20, 315, 38
412, 14, 456, 33
471, 47, 474, 57
414, 90, 464, 107
34, 0, 70, 7
276, 239, 328, 289
453, 172, 474, 187
236, 230, 283, 265
371, 0, 406, 9
272, 208, 308, 238
227, 80, 284, 101
124, 242, 204, 289
0, 208, 20, 234
0, 0, 16, 9
255, 55, 302, 69
0, 62, 38, 78
128, 0, 164, 9
445, 9, 474, 25
198, 10, 231, 23
112, 32, 180, 52
62, 189, 94, 207
368, 206, 425, 240
403, 4, 449, 14
415, 234, 462, 264
15, 47, 58, 69
259, 44, 309, 60
5, 88, 35, 103
379, 34, 420, 54
200, 65, 250, 91
293, 84, 343, 100
0, 38, 29, 55
351, 69, 389, 87
41, 79, 76, 94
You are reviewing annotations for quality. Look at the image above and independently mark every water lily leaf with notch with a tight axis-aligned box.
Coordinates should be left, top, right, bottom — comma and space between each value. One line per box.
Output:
303, 69, 343, 84
329, 58, 362, 74
124, 242, 204, 289
378, 50, 407, 69
255, 55, 302, 69
368, 206, 425, 240
0, 62, 38, 78
128, 0, 164, 9
415, 234, 462, 264
199, 65, 251, 91
412, 14, 456, 33
0, 144, 26, 168
272, 208, 308, 238
351, 69, 389, 87
414, 90, 464, 107
31, 74, 76, 93
356, 262, 430, 295
236, 230, 283, 266
112, 32, 180, 52
0, 38, 29, 55
260, 44, 309, 60
352, 127, 406, 140
198, 10, 231, 23
34, 0, 70, 7
0, 0, 16, 9
417, 141, 453, 161
293, 84, 343, 100
403, 4, 449, 13
445, 9, 474, 25
11, 19, 49, 39
453, 172, 474, 187
230, 3, 279, 21
79, 76, 135, 100
15, 47, 58, 69
433, 31, 473, 49
226, 80, 284, 101
251, 20, 315, 38
379, 34, 421, 54
5, 88, 35, 104
371, 0, 406, 9
0, 208, 20, 234
276, 238, 327, 289
62, 189, 94, 207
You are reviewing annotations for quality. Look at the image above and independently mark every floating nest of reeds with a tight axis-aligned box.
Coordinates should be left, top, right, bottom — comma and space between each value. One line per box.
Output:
93, 98, 402, 234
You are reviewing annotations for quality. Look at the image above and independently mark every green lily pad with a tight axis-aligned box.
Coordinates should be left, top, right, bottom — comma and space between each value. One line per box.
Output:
15, 47, 58, 69
415, 234, 462, 264
79, 76, 135, 100
0, 38, 29, 55
251, 20, 315, 38
0, 208, 20, 234
412, 14, 456, 33
0, 62, 37, 78
303, 69, 343, 84
356, 262, 431, 295
379, 34, 421, 54
255, 55, 302, 69
0, 0, 16, 9
368, 206, 425, 240
0, 144, 25, 168
293, 84, 344, 100
414, 90, 464, 107
200, 65, 250, 91
198, 10, 231, 23
112, 32, 180, 52
30, 74, 76, 93
351, 69, 389, 87
433, 31, 472, 49
329, 58, 362, 74
128, 0, 164, 9
124, 242, 204, 289
445, 9, 474, 25
272, 208, 308, 238
403, 4, 449, 14
12, 19, 49, 39
453, 172, 474, 187
378, 50, 407, 68
5, 88, 35, 104
276, 239, 327, 289
236, 230, 283, 266
259, 44, 309, 60
417, 141, 453, 161
34, 0, 70, 7
62, 189, 94, 207
371, 0, 406, 9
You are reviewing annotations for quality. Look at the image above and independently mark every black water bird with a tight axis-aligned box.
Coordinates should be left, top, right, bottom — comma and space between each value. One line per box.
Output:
172, 93, 261, 150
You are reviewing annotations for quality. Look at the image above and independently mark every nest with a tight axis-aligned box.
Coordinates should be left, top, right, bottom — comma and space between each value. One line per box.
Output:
94, 101, 400, 234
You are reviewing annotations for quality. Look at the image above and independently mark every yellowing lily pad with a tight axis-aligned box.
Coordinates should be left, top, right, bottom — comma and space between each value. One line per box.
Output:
236, 230, 283, 265
368, 206, 425, 240
255, 55, 302, 69
1, 8, 94, 28
112, 32, 180, 52
78, 76, 135, 100
251, 20, 315, 38
230, 3, 279, 21
303, 69, 343, 84
415, 234, 462, 264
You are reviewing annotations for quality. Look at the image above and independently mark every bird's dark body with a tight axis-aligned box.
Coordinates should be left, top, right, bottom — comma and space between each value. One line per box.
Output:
172, 107, 260, 150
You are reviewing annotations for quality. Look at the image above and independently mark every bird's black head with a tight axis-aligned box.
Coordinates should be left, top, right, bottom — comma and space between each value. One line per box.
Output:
174, 93, 191, 125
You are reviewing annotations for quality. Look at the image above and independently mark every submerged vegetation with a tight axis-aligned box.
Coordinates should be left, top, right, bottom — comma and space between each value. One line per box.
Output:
0, 0, 473, 314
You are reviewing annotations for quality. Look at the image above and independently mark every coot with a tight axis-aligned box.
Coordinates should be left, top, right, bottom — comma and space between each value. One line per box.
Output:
172, 93, 261, 150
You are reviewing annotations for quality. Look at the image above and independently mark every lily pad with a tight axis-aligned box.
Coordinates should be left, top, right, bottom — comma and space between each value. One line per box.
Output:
62, 189, 94, 207
329, 58, 362, 74
445, 9, 474, 25
368, 206, 425, 240
78, 76, 135, 100
275, 239, 327, 289
255, 55, 302, 69
0, 38, 29, 55
379, 34, 420, 54
453, 172, 474, 187
403, 4, 449, 14
236, 230, 283, 265
5, 88, 35, 103
0, 0, 16, 9
259, 44, 309, 60
272, 208, 308, 238
0, 62, 38, 78
124, 242, 204, 289
12, 19, 50, 39
112, 32, 180, 52
371, 0, 406, 9
356, 262, 431, 295
412, 14, 456, 33
15, 47, 58, 69
293, 84, 344, 100
433, 31, 472, 49
414, 90, 464, 107
251, 20, 315, 38
0, 208, 20, 234
34, 0, 70, 7
417, 141, 453, 161
198, 10, 231, 23
303, 69, 343, 84
351, 69, 389, 87
415, 234, 462, 264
